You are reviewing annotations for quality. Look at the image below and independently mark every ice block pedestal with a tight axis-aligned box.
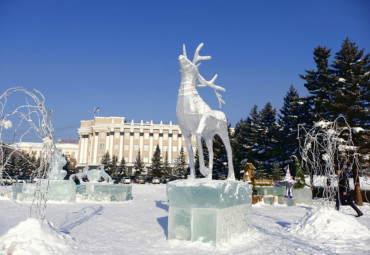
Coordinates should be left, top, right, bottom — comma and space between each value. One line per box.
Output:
76, 183, 132, 202
12, 180, 76, 203
167, 179, 252, 244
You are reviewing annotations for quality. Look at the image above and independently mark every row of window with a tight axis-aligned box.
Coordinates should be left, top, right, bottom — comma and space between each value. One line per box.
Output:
97, 132, 197, 141
97, 156, 180, 164
99, 143, 196, 153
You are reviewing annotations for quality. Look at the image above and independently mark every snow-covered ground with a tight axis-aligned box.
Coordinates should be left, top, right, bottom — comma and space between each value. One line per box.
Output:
1, 184, 370, 255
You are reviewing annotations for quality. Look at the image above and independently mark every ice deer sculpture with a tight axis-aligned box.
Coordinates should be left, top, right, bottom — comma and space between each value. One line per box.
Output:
176, 43, 235, 180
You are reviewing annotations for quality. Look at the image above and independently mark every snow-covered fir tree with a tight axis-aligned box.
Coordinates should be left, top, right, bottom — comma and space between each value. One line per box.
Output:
134, 150, 144, 176
150, 145, 162, 177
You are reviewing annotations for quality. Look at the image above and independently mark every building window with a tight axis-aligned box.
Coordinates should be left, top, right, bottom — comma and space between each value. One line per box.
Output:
124, 157, 128, 162
183, 146, 186, 152
144, 157, 148, 163
115, 132, 119, 139
172, 158, 177, 163
100, 132, 105, 138
173, 146, 177, 152
163, 146, 168, 152
72, 152, 75, 157
125, 132, 130, 139
192, 147, 196, 153
134, 133, 139, 139
134, 144, 139, 151
114, 144, 119, 150
144, 133, 149, 139
144, 145, 149, 151
99, 143, 104, 150
164, 133, 168, 140
173, 134, 177, 140
191, 134, 196, 141
99, 156, 103, 163
124, 144, 129, 151
154, 133, 159, 140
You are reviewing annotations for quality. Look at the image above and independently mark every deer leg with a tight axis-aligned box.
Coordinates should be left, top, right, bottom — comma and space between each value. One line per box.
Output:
196, 116, 211, 178
219, 126, 235, 180
204, 135, 214, 180
183, 132, 195, 179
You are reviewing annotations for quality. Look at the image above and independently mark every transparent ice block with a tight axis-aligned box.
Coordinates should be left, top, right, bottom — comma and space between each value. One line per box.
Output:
12, 180, 76, 203
167, 179, 252, 244
76, 183, 132, 202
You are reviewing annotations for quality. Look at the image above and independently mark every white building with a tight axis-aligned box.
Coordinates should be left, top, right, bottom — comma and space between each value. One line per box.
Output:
15, 142, 79, 160
77, 116, 197, 175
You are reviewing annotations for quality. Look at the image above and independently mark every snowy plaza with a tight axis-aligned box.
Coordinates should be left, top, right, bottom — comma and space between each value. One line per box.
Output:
1, 1, 370, 255
1, 184, 370, 255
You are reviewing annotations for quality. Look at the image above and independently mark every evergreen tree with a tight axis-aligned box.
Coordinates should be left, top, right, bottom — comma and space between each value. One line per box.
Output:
110, 156, 119, 178
232, 105, 260, 179
300, 46, 333, 121
150, 145, 163, 177
330, 38, 370, 167
278, 85, 313, 175
177, 147, 187, 178
134, 150, 144, 176
118, 157, 127, 176
293, 156, 306, 189
162, 152, 170, 176
101, 152, 111, 172
256, 102, 279, 177
272, 161, 284, 182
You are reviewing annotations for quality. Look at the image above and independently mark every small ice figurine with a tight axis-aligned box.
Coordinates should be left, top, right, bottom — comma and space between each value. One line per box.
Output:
49, 149, 67, 180
281, 165, 296, 198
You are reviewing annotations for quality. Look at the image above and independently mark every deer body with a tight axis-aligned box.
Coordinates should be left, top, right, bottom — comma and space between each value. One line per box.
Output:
176, 44, 235, 180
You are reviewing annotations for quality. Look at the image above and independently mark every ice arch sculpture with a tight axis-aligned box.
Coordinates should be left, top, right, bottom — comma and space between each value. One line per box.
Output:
176, 43, 234, 180
0, 87, 56, 220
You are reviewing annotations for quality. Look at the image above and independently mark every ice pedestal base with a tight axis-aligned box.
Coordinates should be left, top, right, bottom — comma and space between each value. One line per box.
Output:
12, 180, 76, 203
167, 180, 252, 244
76, 183, 132, 202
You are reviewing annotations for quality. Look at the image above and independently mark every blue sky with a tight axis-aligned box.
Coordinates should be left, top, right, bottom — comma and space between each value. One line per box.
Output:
0, 0, 369, 141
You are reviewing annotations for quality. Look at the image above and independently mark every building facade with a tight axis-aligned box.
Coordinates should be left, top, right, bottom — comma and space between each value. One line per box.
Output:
15, 142, 79, 160
77, 117, 197, 174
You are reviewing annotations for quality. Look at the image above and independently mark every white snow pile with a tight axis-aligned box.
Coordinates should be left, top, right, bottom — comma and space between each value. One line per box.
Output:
0, 218, 75, 255
288, 207, 370, 241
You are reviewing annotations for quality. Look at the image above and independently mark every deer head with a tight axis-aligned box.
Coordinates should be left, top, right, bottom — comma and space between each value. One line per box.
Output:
180, 43, 226, 108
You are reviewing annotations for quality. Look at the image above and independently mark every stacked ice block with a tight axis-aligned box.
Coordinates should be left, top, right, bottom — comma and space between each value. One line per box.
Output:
76, 183, 132, 202
12, 180, 77, 203
167, 179, 252, 244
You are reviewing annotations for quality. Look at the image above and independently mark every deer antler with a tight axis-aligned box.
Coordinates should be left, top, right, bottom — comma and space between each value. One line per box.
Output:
197, 73, 226, 108
193, 43, 211, 64
183, 44, 187, 59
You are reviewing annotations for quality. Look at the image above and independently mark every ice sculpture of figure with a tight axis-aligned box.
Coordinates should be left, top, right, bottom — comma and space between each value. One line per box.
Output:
49, 149, 67, 180
99, 165, 113, 183
176, 43, 234, 180
280, 165, 296, 198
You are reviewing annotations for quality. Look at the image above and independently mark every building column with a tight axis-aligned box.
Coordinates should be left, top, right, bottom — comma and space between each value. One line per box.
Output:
168, 132, 173, 165
119, 129, 124, 162
149, 129, 153, 163
129, 129, 134, 163
93, 132, 99, 164
109, 129, 114, 157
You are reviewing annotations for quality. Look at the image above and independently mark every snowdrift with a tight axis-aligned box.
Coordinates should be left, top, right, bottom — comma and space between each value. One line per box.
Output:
288, 207, 370, 240
0, 218, 75, 255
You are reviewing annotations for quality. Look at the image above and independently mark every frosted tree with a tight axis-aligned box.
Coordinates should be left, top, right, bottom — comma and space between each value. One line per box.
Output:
0, 87, 56, 220
299, 116, 364, 205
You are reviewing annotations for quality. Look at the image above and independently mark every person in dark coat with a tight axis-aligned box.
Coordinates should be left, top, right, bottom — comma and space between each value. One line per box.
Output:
335, 169, 363, 217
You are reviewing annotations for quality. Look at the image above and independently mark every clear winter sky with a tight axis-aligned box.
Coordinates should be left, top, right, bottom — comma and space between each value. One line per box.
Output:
0, 0, 369, 141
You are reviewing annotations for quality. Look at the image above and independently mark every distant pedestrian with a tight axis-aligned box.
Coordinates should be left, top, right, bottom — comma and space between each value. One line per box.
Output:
74, 175, 81, 185
335, 169, 363, 217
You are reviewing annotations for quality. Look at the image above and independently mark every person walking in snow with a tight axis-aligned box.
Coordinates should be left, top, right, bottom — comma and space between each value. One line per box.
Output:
335, 169, 363, 217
